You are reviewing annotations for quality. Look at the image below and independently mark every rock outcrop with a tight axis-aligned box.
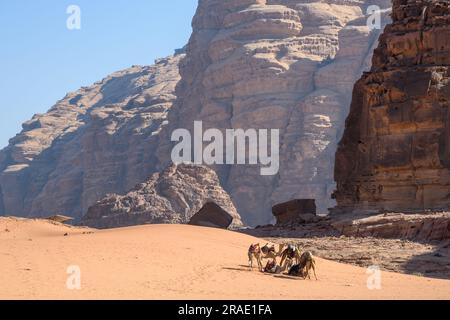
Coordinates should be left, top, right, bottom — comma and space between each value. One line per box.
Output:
272, 199, 318, 225
332, 212, 450, 241
156, 0, 392, 225
334, 0, 450, 214
0, 54, 183, 220
189, 202, 236, 229
81, 164, 242, 229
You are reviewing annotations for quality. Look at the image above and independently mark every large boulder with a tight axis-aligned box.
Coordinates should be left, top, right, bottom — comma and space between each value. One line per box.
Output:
272, 199, 317, 225
46, 215, 74, 224
189, 202, 235, 229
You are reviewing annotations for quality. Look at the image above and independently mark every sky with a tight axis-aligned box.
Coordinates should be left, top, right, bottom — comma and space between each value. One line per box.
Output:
0, 0, 197, 148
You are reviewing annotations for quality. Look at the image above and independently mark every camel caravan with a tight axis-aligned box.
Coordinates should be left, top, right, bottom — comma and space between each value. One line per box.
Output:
246, 199, 319, 280
248, 243, 318, 280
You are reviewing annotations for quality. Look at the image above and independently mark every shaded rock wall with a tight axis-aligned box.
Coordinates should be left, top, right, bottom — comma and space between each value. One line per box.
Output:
334, 0, 450, 214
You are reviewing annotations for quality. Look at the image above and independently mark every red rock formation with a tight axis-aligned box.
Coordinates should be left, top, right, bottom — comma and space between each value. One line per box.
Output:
334, 0, 450, 214
272, 199, 317, 225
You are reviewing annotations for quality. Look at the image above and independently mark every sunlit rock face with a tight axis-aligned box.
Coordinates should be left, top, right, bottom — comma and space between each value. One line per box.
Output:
0, 55, 184, 220
334, 0, 450, 214
157, 0, 391, 225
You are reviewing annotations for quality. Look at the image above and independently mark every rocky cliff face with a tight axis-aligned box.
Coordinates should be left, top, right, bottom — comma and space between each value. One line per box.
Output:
0, 55, 183, 220
334, 0, 450, 214
81, 164, 242, 229
331, 212, 450, 241
157, 0, 391, 225
1, 0, 392, 226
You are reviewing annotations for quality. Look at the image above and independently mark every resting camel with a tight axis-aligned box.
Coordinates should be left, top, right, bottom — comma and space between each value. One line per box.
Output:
263, 259, 289, 274
289, 251, 318, 280
249, 243, 285, 271
279, 245, 302, 271
261, 243, 285, 260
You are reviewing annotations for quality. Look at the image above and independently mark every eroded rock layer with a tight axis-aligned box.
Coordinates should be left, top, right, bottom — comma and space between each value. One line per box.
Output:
334, 0, 450, 214
332, 212, 450, 241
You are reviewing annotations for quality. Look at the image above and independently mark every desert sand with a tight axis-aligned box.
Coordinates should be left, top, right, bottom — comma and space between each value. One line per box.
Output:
0, 217, 449, 300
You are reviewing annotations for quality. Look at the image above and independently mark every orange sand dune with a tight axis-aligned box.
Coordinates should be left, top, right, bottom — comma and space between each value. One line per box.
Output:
0, 217, 449, 300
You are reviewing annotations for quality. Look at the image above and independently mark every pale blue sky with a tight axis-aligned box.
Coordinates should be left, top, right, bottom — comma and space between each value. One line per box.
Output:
0, 0, 197, 148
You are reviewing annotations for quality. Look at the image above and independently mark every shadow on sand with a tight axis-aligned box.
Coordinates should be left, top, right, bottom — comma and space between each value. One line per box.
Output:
403, 243, 450, 280
222, 266, 307, 281
273, 275, 303, 281
222, 266, 254, 273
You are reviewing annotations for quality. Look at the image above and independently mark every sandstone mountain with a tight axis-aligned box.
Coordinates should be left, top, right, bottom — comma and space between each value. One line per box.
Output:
1, 0, 392, 226
154, 0, 392, 225
81, 164, 242, 229
334, 0, 450, 214
0, 55, 183, 220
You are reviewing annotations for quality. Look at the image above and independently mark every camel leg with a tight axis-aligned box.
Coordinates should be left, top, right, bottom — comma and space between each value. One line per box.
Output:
255, 254, 262, 271
277, 244, 285, 256
281, 258, 288, 273
312, 262, 318, 280
302, 270, 308, 280
280, 253, 286, 269
307, 261, 313, 279
303, 263, 310, 279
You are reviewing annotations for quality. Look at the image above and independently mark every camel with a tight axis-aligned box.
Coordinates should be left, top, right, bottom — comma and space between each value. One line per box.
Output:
248, 243, 263, 270
289, 251, 318, 280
